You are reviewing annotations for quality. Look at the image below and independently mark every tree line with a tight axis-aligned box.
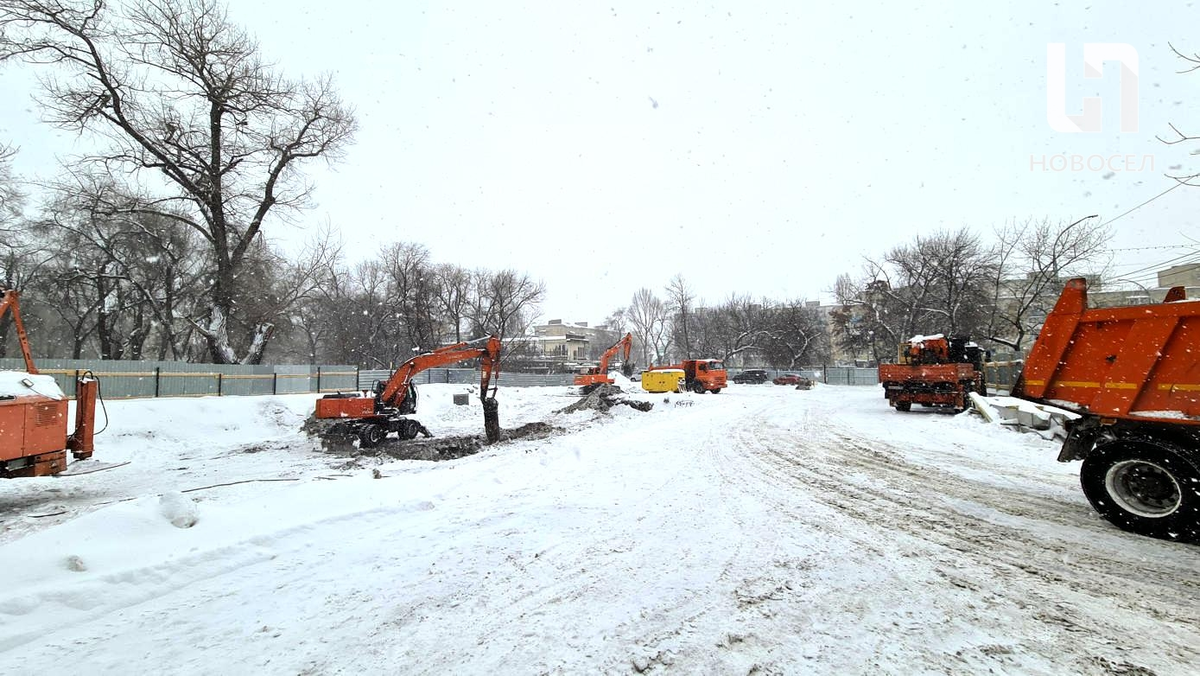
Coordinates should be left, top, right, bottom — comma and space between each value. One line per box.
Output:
831, 218, 1110, 364
605, 275, 831, 371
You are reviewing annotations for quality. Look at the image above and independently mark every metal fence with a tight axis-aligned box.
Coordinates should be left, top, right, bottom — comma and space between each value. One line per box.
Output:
819, 367, 879, 386
0, 358, 358, 399
983, 360, 1024, 394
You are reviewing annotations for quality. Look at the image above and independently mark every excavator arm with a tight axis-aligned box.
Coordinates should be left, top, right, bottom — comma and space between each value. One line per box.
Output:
0, 290, 38, 374
377, 335, 502, 410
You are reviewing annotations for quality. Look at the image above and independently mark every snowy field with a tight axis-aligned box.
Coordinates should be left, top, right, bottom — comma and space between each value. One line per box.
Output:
0, 382, 1197, 675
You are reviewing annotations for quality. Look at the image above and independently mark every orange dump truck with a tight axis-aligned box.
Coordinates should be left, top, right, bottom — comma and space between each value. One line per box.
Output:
1013, 278, 1199, 541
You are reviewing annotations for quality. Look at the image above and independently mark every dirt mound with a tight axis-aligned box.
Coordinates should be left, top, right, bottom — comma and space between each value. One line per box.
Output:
304, 414, 562, 462
557, 384, 653, 414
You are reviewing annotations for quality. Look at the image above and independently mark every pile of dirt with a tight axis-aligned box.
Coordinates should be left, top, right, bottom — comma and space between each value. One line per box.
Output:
557, 384, 654, 414
305, 415, 562, 462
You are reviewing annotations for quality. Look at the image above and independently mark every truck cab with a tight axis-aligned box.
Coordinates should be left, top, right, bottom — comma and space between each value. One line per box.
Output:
681, 359, 726, 394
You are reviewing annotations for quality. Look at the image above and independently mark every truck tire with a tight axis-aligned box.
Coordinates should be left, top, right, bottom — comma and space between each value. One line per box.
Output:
1079, 438, 1200, 542
894, 401, 911, 412
358, 423, 386, 449
691, 381, 705, 394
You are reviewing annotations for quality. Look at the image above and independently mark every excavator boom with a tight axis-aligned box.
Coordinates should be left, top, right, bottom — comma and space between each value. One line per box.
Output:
0, 290, 38, 374
376, 336, 501, 410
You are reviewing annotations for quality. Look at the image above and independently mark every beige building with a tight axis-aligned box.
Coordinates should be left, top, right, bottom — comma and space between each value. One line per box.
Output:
1091, 263, 1200, 307
528, 320, 621, 363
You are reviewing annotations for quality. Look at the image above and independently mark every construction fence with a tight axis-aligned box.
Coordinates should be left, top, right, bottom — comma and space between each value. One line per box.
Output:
0, 358, 358, 399
1, 357, 1030, 400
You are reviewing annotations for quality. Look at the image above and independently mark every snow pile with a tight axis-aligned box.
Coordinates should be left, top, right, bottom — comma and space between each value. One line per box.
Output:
0, 371, 64, 400
159, 491, 199, 528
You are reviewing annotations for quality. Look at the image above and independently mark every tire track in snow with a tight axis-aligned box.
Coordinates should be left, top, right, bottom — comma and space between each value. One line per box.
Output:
712, 393, 1200, 673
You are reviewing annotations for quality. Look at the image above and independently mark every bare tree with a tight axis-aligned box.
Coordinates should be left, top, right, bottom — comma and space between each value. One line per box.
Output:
380, 243, 441, 353
627, 287, 671, 367
762, 300, 829, 369
0, 143, 21, 229
834, 228, 995, 363
467, 269, 544, 341
691, 294, 768, 364
433, 263, 471, 344
0, 144, 52, 356
0, 0, 356, 363
664, 274, 696, 359
983, 216, 1107, 353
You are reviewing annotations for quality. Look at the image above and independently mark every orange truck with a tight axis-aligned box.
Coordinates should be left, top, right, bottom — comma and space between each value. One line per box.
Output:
1012, 278, 1199, 541
879, 336, 987, 412
646, 359, 727, 394
0, 290, 98, 477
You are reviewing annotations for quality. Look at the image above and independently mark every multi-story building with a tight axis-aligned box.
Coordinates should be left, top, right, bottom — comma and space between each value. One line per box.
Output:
505, 320, 623, 373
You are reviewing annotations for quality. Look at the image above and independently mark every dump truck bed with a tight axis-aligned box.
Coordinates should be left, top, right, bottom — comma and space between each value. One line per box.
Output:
878, 363, 979, 383
1016, 279, 1200, 425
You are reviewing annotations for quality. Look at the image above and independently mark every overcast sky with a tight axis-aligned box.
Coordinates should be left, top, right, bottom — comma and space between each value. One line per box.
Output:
3, 0, 1200, 324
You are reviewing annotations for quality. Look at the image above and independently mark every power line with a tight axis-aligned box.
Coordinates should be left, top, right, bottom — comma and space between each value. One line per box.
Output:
1109, 244, 1199, 252
1100, 181, 1187, 227
1111, 249, 1200, 282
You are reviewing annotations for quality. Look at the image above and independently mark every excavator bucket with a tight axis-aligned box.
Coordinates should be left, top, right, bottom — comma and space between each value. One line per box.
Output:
483, 397, 500, 443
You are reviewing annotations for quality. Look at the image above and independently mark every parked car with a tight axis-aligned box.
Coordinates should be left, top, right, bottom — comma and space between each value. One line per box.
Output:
732, 369, 769, 384
773, 373, 805, 385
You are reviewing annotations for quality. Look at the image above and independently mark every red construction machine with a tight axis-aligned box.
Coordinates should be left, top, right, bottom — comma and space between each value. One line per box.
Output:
312, 335, 502, 448
879, 335, 987, 412
1012, 278, 1200, 541
0, 289, 98, 477
574, 332, 633, 393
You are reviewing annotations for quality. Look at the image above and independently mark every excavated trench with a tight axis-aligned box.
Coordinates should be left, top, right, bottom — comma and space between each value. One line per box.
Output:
302, 415, 562, 461
305, 386, 652, 462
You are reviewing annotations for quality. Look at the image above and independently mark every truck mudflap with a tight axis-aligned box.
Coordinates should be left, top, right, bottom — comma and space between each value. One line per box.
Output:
1058, 417, 1101, 462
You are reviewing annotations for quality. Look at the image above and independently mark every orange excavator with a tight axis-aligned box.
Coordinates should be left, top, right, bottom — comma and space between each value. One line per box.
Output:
312, 335, 502, 448
574, 332, 633, 394
0, 289, 99, 477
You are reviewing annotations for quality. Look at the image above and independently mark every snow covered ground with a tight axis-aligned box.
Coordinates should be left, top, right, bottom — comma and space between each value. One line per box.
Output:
0, 382, 1196, 675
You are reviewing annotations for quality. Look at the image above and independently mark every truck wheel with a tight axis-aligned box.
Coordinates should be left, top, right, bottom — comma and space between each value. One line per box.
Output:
691, 381, 705, 394
1080, 439, 1200, 541
894, 401, 911, 412
358, 423, 386, 448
